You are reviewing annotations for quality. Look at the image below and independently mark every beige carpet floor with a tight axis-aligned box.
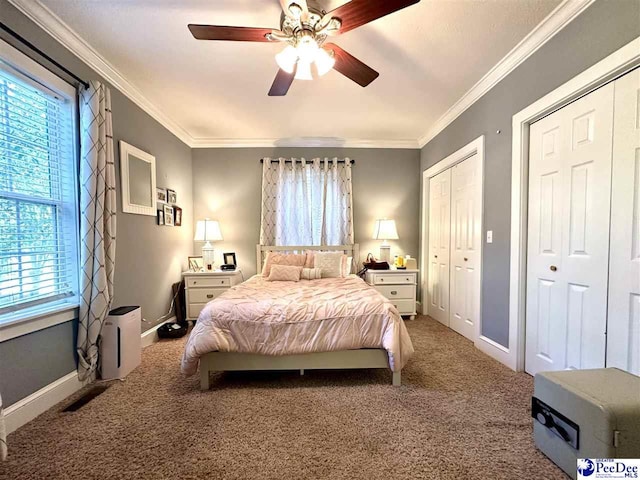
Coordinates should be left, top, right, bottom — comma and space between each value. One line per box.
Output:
1, 316, 566, 480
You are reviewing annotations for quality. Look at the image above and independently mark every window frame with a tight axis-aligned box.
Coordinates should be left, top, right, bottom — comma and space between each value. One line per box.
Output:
0, 39, 80, 341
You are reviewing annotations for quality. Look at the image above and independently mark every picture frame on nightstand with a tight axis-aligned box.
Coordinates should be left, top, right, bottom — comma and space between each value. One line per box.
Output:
188, 256, 204, 272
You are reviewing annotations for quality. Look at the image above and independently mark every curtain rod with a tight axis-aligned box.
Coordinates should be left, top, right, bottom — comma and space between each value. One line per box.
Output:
260, 158, 355, 164
0, 22, 90, 90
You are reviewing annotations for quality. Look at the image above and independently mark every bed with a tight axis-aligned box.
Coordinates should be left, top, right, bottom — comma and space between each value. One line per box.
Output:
181, 245, 414, 390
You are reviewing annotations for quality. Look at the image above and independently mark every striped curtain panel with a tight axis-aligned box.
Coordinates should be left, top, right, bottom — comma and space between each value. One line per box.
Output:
77, 81, 117, 381
1, 392, 6, 460
260, 157, 354, 246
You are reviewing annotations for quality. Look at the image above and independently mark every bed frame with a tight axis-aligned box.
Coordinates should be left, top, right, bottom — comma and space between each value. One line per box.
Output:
198, 244, 402, 390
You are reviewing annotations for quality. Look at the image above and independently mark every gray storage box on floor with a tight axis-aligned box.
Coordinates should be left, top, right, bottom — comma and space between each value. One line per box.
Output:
533, 368, 640, 479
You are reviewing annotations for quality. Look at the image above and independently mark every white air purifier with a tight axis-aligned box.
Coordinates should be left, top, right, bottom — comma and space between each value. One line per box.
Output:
100, 306, 141, 380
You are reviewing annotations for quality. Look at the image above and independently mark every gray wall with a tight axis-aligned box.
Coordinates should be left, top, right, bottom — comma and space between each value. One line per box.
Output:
0, 2, 193, 407
420, 0, 640, 347
192, 148, 420, 277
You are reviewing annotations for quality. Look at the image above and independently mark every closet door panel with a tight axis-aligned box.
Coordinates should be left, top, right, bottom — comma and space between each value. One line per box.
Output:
607, 70, 640, 375
428, 169, 451, 325
449, 153, 481, 341
526, 83, 614, 375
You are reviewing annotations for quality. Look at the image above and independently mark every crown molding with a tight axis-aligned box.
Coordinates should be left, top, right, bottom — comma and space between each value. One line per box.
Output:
417, 0, 595, 148
7, 0, 195, 146
189, 137, 420, 149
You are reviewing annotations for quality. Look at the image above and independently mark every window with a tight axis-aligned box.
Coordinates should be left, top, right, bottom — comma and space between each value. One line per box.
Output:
260, 158, 354, 246
0, 41, 78, 320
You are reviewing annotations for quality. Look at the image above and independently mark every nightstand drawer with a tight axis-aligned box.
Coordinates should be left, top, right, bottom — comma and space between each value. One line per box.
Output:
370, 273, 416, 285
188, 303, 207, 319
376, 285, 414, 299
389, 299, 415, 315
187, 277, 230, 288
188, 288, 227, 303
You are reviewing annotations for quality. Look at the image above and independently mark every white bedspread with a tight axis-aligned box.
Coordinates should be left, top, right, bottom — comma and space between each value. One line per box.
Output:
181, 275, 414, 374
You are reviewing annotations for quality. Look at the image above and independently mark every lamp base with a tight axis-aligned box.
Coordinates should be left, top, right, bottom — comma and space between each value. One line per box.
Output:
202, 243, 215, 271
379, 245, 391, 263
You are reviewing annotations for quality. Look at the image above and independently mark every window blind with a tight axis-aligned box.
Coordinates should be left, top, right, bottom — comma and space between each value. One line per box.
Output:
0, 62, 78, 315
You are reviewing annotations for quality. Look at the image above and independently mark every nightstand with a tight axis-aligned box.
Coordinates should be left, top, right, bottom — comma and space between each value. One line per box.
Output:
183, 270, 243, 321
365, 268, 418, 320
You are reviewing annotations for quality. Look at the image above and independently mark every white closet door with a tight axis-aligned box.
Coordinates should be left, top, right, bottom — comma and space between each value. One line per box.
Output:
449, 153, 481, 341
428, 169, 451, 325
607, 70, 640, 375
525, 83, 614, 376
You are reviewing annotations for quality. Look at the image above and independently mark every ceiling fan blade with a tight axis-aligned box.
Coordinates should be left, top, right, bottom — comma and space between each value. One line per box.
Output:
268, 68, 296, 96
323, 0, 420, 35
324, 43, 379, 87
188, 25, 274, 42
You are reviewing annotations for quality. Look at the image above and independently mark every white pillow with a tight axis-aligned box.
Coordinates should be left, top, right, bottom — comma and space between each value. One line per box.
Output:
345, 256, 353, 275
301, 267, 322, 280
314, 252, 346, 278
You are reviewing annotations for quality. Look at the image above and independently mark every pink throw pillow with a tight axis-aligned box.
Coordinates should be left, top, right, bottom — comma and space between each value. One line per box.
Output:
267, 264, 302, 282
262, 252, 307, 277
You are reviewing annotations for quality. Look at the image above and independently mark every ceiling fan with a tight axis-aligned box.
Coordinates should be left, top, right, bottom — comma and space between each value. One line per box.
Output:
188, 0, 421, 96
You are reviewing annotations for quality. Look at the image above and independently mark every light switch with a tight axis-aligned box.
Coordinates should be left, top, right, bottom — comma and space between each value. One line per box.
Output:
486, 230, 493, 243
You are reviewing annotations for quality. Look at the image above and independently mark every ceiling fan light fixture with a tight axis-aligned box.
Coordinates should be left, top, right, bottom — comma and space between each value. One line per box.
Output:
276, 45, 298, 73
315, 48, 335, 76
294, 60, 313, 81
296, 34, 319, 63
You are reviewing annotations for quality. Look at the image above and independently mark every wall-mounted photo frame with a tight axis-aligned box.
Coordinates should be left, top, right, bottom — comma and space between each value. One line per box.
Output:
223, 252, 237, 266
156, 187, 167, 203
174, 206, 182, 226
167, 189, 177, 205
157, 209, 165, 225
164, 204, 174, 226
188, 256, 204, 272
119, 141, 156, 216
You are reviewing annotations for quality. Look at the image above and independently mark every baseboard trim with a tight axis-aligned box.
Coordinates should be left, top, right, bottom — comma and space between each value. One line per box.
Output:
475, 335, 516, 370
140, 317, 174, 348
5, 317, 176, 434
4, 371, 86, 434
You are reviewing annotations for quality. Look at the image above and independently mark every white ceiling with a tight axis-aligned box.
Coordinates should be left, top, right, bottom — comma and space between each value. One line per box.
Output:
36, 0, 562, 147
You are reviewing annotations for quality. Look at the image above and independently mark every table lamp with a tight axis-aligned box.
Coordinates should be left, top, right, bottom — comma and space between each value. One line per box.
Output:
372, 219, 398, 263
194, 219, 223, 270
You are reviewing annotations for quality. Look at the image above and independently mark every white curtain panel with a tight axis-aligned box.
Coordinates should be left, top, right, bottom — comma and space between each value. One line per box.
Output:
260, 157, 354, 246
77, 81, 117, 381
0, 392, 6, 461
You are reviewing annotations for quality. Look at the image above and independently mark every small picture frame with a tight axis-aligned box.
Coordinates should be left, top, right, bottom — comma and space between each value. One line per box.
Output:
167, 189, 177, 205
156, 187, 167, 203
157, 209, 164, 225
188, 256, 204, 272
164, 204, 174, 226
223, 252, 237, 266
173, 206, 182, 226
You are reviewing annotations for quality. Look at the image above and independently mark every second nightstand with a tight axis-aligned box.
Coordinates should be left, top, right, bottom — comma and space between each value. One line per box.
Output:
183, 269, 243, 321
365, 268, 418, 320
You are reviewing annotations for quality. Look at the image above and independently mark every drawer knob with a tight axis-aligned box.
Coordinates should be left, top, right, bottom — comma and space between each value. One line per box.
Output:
434, 255, 438, 258
391, 291, 397, 295
380, 279, 384, 282
193, 281, 197, 284
406, 278, 409, 281
464, 257, 468, 262
550, 265, 557, 272
206, 294, 214, 299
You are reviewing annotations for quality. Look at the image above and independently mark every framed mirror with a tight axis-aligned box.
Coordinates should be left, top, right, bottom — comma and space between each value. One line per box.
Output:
119, 141, 157, 216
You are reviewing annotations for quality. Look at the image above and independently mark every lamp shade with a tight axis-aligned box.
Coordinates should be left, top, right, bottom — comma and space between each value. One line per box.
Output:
194, 219, 223, 242
372, 219, 399, 240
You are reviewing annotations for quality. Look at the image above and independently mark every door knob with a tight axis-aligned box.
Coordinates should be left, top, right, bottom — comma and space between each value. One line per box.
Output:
550, 265, 557, 272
